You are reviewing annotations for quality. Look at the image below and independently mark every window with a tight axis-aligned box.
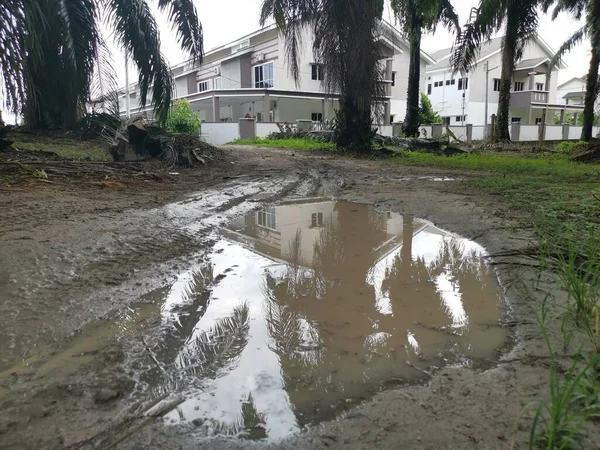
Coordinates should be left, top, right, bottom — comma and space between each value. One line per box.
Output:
493, 78, 501, 92
254, 62, 274, 88
256, 112, 263, 122
427, 84, 432, 95
446, 79, 451, 86
458, 77, 468, 90
198, 80, 210, 92
311, 64, 324, 81
514, 81, 524, 92
511, 117, 521, 124
443, 117, 451, 125
451, 79, 456, 85
536, 82, 545, 91
311, 113, 323, 122
257, 208, 277, 229
311, 212, 324, 228
535, 118, 543, 125
390, 115, 395, 124
456, 115, 466, 123
391, 72, 396, 87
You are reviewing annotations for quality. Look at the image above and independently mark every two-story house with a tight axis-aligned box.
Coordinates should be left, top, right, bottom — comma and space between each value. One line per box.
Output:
118, 21, 435, 126
424, 36, 584, 127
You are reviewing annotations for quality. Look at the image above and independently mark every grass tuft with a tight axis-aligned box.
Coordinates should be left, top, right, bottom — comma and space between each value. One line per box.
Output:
232, 137, 336, 151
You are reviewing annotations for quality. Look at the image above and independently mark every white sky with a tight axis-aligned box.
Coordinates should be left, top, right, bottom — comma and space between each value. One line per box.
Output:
108, 0, 588, 86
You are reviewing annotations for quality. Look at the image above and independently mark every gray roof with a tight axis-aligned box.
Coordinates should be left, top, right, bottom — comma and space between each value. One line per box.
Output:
514, 57, 548, 70
426, 36, 503, 72
563, 91, 586, 99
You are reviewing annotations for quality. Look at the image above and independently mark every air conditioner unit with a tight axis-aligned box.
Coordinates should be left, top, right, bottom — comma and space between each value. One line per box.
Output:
214, 66, 221, 76
252, 53, 265, 64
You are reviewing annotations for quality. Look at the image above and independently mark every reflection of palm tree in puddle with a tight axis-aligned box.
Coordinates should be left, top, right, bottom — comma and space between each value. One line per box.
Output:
262, 210, 503, 420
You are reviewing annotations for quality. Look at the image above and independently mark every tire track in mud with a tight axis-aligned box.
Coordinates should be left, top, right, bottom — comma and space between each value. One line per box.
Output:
0, 171, 333, 370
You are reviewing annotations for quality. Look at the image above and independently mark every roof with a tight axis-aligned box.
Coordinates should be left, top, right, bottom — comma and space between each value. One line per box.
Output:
563, 91, 586, 99
557, 76, 587, 90
514, 57, 549, 71
425, 35, 566, 73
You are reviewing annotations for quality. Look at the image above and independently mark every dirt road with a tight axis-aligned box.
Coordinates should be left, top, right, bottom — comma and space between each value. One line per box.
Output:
0, 146, 578, 449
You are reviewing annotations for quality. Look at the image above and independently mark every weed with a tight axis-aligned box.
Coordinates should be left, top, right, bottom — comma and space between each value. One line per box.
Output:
13, 139, 111, 161
233, 137, 336, 151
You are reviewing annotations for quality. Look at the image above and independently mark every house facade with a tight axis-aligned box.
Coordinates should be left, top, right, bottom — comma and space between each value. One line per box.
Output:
117, 22, 434, 126
556, 76, 587, 106
425, 36, 584, 126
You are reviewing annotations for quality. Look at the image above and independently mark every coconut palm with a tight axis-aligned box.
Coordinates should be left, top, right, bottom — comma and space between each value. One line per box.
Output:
0, 0, 203, 128
391, 0, 460, 137
452, 0, 543, 141
260, 0, 386, 152
543, 0, 600, 141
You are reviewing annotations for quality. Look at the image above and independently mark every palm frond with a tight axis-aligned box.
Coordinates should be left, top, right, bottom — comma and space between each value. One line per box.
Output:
157, 0, 203, 62
104, 0, 173, 124
550, 25, 588, 70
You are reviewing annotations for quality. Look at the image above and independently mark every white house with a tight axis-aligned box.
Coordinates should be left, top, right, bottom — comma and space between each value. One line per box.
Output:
556, 75, 589, 107
117, 21, 435, 126
424, 36, 584, 126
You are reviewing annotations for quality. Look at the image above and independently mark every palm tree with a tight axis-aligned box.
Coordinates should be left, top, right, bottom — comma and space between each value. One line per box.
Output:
543, 0, 600, 141
0, 0, 203, 128
452, 0, 542, 141
260, 0, 386, 152
391, 0, 460, 137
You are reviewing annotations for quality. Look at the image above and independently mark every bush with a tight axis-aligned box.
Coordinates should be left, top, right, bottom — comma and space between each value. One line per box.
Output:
168, 99, 201, 134
555, 141, 588, 154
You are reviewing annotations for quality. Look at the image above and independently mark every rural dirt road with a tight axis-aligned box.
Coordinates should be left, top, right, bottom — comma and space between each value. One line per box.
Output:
0, 146, 581, 449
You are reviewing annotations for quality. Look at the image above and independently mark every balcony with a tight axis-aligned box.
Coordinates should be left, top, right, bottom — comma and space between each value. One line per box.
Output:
511, 90, 549, 108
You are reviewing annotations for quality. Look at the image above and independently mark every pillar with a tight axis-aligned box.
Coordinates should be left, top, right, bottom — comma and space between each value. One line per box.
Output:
573, 112, 579, 126
384, 101, 391, 125
238, 118, 256, 139
528, 72, 536, 90
562, 124, 570, 141
386, 59, 393, 96
466, 124, 473, 143
511, 123, 521, 141
432, 123, 443, 138
211, 95, 220, 122
263, 92, 270, 122
559, 108, 566, 125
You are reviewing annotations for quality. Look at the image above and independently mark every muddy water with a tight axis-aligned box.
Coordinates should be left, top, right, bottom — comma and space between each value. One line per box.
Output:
1, 199, 507, 442
135, 199, 508, 440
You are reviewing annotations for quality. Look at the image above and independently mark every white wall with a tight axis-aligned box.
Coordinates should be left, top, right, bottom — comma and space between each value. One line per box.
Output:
419, 125, 432, 138
174, 77, 188, 98
427, 71, 470, 119
447, 126, 468, 141
221, 59, 242, 89
276, 98, 323, 122
545, 126, 563, 141
569, 126, 583, 140
201, 122, 239, 145
472, 126, 485, 140
256, 122, 280, 137
390, 99, 407, 123
520, 125, 539, 141
378, 125, 393, 137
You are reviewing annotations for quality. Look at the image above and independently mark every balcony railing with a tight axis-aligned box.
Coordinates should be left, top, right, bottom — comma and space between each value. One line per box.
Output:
511, 90, 549, 107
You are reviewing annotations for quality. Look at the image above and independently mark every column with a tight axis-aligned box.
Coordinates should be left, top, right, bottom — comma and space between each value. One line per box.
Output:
528, 72, 536, 90
212, 95, 220, 122
511, 123, 521, 141
384, 101, 391, 125
466, 124, 473, 143
263, 92, 270, 122
322, 99, 327, 121
562, 124, 570, 140
559, 108, 566, 125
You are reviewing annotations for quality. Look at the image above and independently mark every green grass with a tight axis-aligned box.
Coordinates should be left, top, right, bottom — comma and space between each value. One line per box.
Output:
232, 137, 335, 151
13, 138, 111, 161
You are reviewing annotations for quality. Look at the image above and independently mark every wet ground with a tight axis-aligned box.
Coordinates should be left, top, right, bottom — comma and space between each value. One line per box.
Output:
0, 147, 582, 449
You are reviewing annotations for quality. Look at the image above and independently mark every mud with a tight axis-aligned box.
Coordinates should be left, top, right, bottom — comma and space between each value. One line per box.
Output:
0, 146, 589, 449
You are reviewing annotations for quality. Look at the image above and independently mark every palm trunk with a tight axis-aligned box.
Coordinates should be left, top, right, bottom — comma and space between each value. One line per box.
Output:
336, 95, 374, 152
581, 32, 600, 141
404, 24, 422, 137
496, 27, 518, 142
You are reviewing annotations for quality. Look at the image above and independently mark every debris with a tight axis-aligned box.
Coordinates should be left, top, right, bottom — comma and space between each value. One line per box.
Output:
143, 395, 185, 417
571, 137, 600, 163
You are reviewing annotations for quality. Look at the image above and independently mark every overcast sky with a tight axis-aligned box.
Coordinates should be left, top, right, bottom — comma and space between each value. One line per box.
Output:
108, 0, 589, 87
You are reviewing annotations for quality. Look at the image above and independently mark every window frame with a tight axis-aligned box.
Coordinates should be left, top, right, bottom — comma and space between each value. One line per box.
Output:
458, 77, 468, 90
536, 82, 545, 91
391, 72, 396, 87
514, 81, 525, 92
511, 117, 521, 124
311, 63, 324, 81
253, 61, 274, 88
311, 112, 323, 122
493, 78, 501, 92
198, 80, 211, 92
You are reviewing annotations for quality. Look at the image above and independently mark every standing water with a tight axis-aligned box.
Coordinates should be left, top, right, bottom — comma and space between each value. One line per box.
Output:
140, 199, 508, 440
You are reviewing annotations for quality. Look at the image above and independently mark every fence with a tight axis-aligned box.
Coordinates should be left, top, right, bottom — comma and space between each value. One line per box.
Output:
200, 119, 599, 146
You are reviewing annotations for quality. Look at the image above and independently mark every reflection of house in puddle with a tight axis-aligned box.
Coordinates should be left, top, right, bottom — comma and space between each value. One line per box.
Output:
158, 199, 507, 440
224, 198, 427, 269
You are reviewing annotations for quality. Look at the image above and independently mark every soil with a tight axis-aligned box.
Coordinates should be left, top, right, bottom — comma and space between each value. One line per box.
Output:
0, 145, 593, 450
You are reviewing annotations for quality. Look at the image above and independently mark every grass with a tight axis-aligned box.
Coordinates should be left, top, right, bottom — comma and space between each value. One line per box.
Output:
12, 136, 111, 161
232, 137, 335, 151
390, 147, 600, 448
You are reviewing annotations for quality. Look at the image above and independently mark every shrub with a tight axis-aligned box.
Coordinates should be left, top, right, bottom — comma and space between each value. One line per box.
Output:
555, 141, 588, 154
168, 99, 201, 134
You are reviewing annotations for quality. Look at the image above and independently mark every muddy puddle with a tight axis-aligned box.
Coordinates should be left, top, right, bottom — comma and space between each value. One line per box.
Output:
132, 199, 508, 440
2, 198, 508, 443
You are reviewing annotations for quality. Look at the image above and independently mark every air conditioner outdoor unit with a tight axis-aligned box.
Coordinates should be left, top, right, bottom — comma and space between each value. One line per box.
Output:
215, 66, 221, 76
252, 53, 265, 63
236, 39, 250, 52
